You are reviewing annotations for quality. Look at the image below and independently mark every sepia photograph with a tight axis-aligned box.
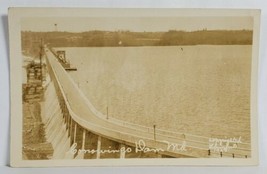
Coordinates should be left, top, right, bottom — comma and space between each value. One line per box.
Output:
9, 8, 259, 167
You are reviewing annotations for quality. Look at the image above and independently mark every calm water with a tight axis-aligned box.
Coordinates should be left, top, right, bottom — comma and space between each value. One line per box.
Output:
55, 46, 251, 143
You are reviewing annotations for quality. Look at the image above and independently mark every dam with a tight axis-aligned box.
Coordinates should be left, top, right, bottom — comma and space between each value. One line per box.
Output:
22, 46, 251, 159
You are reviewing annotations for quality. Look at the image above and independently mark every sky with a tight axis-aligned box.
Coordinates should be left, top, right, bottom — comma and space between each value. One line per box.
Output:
21, 17, 253, 32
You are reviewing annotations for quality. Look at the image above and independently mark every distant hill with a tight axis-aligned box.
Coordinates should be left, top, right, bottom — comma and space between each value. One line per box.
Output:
21, 30, 252, 58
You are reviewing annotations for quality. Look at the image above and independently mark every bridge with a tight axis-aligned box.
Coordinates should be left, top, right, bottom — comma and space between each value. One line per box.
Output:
41, 47, 251, 159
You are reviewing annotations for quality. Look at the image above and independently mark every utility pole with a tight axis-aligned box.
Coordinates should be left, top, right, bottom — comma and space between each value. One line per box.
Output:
106, 106, 109, 120
153, 124, 156, 141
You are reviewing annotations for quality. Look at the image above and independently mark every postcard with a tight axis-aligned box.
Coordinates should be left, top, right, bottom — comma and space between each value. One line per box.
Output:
8, 8, 260, 167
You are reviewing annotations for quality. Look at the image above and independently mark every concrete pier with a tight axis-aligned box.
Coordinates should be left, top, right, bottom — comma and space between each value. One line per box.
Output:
96, 136, 102, 159
119, 144, 126, 159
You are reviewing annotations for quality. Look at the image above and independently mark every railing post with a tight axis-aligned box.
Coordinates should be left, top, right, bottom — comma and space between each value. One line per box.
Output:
96, 136, 102, 159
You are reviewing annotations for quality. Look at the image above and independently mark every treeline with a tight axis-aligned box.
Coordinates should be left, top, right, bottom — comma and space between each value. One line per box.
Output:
159, 30, 252, 45
21, 30, 252, 57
